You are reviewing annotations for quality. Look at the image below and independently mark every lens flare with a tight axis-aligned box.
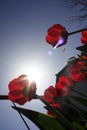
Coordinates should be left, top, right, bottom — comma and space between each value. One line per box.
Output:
48, 51, 53, 55
53, 38, 64, 49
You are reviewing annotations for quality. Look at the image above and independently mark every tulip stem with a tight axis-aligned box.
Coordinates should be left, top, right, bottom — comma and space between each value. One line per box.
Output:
13, 102, 31, 130
71, 88, 87, 99
0, 95, 31, 129
35, 94, 76, 130
68, 28, 87, 35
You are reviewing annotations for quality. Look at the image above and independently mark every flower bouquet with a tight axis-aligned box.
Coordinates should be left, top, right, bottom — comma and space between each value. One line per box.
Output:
0, 24, 87, 130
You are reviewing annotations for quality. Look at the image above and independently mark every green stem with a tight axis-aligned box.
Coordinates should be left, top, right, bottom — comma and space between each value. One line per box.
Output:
13, 103, 30, 130
71, 88, 87, 99
0, 95, 30, 130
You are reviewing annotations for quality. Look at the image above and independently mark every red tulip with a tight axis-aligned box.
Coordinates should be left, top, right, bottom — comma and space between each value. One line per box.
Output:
81, 30, 87, 44
46, 24, 68, 48
42, 86, 57, 103
80, 54, 87, 60
55, 75, 73, 97
47, 102, 60, 117
42, 86, 60, 117
8, 75, 36, 105
69, 61, 87, 82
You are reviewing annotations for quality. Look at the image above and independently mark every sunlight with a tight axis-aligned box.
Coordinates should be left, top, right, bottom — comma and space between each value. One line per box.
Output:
20, 65, 43, 85
14, 62, 49, 95
27, 67, 42, 83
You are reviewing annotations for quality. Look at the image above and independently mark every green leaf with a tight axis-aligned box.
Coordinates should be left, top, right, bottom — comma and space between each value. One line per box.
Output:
44, 106, 73, 122
72, 121, 86, 130
86, 122, 87, 129
65, 98, 87, 120
76, 45, 87, 54
37, 112, 66, 130
12, 106, 66, 130
35, 94, 76, 130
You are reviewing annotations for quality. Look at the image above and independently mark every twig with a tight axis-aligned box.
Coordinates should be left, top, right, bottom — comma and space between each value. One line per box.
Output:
0, 95, 8, 100
68, 28, 87, 35
13, 102, 31, 130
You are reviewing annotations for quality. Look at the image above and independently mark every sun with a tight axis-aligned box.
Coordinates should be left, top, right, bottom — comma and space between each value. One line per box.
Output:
14, 63, 47, 94
19, 65, 43, 85
27, 67, 42, 83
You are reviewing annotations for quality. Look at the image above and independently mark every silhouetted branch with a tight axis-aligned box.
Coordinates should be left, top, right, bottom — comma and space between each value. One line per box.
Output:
0, 95, 8, 100
58, 0, 87, 25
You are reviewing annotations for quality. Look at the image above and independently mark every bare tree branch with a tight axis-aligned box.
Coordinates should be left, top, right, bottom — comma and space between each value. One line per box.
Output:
58, 0, 87, 25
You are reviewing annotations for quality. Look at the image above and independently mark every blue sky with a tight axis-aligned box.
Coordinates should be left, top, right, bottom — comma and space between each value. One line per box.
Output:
0, 0, 86, 130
